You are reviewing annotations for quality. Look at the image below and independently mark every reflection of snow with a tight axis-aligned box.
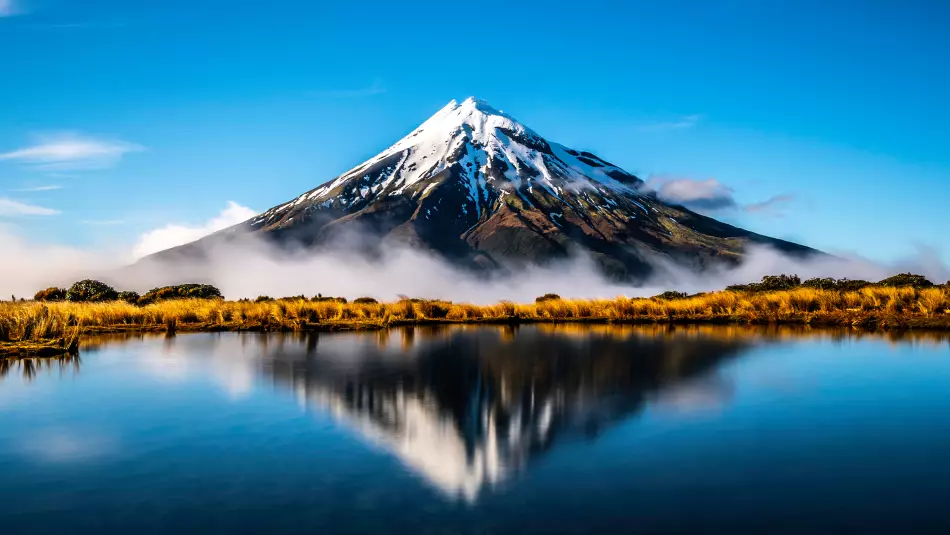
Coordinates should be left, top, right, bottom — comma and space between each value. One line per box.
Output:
306, 388, 506, 501
291, 377, 635, 502
16, 428, 117, 463
650, 375, 736, 416
116, 328, 747, 501
296, 386, 592, 502
317, 390, 662, 502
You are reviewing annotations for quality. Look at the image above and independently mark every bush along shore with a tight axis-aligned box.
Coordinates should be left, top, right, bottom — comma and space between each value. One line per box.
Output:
2, 274, 949, 358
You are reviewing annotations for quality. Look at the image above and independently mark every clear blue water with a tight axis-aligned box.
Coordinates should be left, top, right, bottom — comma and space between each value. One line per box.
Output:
2, 325, 950, 534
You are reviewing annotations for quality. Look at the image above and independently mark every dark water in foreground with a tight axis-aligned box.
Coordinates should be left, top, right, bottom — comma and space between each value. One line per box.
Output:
2, 325, 950, 534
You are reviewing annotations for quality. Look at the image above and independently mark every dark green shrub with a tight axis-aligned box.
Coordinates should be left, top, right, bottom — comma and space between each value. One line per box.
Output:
186, 284, 222, 299
834, 279, 872, 292
727, 274, 801, 293
653, 291, 688, 300
138, 288, 175, 304
354, 297, 379, 305
312, 293, 348, 304
118, 291, 140, 304
419, 300, 451, 318
138, 284, 224, 305
396, 295, 450, 305
803, 278, 837, 290
254, 296, 274, 303
878, 273, 934, 289
758, 274, 802, 291
34, 287, 67, 302
66, 280, 119, 302
535, 293, 562, 303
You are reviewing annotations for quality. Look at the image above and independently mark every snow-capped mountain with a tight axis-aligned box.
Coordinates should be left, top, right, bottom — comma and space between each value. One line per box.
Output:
153, 97, 813, 277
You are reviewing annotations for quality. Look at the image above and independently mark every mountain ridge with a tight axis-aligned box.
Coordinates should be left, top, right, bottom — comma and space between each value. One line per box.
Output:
147, 97, 816, 279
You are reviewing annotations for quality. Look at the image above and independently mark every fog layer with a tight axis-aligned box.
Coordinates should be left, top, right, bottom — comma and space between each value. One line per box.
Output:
2, 225, 947, 303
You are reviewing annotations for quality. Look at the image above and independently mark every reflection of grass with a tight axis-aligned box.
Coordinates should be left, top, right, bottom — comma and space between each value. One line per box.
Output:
0, 353, 81, 381
0, 339, 79, 358
0, 303, 81, 357
1, 286, 949, 356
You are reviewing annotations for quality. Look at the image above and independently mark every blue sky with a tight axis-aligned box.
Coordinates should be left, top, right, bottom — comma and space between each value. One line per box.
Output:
1, 0, 948, 264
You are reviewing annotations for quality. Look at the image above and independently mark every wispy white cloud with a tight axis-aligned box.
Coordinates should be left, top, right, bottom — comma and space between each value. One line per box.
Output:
0, 132, 144, 171
744, 194, 796, 216
309, 78, 386, 98
646, 177, 737, 211
0, 0, 21, 17
132, 201, 257, 259
636, 114, 702, 132
11, 185, 63, 192
643, 176, 796, 216
0, 197, 60, 216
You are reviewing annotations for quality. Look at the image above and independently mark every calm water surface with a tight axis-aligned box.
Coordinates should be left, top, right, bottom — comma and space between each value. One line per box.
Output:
2, 325, 950, 534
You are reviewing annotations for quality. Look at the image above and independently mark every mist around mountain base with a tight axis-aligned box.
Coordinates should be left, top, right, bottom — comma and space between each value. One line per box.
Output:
3, 224, 947, 303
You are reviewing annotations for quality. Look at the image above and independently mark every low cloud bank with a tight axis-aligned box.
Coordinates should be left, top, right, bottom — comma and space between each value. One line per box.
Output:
0, 224, 114, 298
122, 240, 637, 303
2, 221, 947, 303
131, 201, 257, 259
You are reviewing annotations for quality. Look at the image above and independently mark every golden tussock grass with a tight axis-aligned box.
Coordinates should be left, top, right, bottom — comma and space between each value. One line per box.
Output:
1, 286, 948, 357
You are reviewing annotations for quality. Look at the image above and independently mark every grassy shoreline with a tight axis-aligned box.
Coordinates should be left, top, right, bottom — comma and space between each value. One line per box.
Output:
2, 285, 949, 358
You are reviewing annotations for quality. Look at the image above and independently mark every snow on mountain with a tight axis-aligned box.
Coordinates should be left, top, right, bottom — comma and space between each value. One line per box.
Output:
249, 97, 645, 231
150, 97, 815, 278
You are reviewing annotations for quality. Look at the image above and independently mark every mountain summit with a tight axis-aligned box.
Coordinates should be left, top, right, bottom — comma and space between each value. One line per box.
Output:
153, 97, 814, 278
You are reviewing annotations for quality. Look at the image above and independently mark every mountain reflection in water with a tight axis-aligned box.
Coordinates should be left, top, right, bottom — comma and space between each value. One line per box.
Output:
75, 325, 752, 500
5, 326, 950, 534
16, 324, 950, 504
271, 325, 752, 500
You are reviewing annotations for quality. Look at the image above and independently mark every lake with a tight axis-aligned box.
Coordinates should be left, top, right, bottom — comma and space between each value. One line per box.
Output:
2, 325, 950, 534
